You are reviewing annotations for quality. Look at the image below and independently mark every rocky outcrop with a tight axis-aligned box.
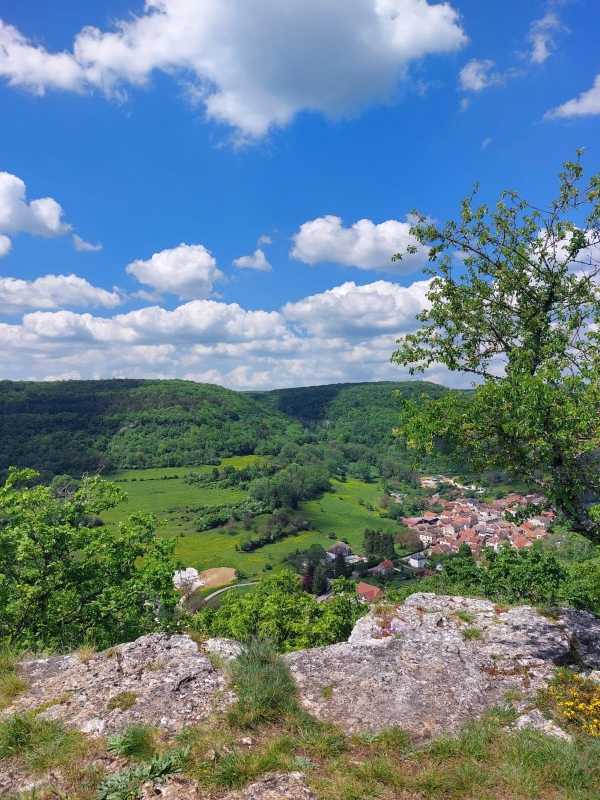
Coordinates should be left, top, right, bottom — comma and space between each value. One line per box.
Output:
3, 633, 234, 735
285, 593, 599, 741
140, 772, 317, 800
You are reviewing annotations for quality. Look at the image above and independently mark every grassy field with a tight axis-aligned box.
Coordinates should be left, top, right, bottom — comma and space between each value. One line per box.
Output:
101, 469, 404, 577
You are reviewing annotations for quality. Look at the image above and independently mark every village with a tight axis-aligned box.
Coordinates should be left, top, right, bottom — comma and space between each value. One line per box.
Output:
404, 483, 555, 557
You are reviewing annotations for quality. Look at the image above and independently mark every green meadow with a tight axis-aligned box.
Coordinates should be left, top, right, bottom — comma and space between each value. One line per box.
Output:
102, 467, 405, 577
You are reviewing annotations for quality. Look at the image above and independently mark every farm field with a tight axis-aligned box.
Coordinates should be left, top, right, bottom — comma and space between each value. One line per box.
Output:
101, 468, 405, 577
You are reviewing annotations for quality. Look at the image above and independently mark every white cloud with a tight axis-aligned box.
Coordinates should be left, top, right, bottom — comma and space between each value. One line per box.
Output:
290, 215, 425, 273
458, 97, 470, 112
482, 137, 492, 148
0, 274, 122, 313
233, 248, 272, 271
72, 233, 103, 252
125, 243, 225, 299
0, 234, 11, 257
545, 74, 600, 119
528, 12, 563, 64
0, 0, 467, 139
0, 276, 456, 388
283, 279, 431, 338
258, 234, 272, 245
458, 59, 503, 92
0, 173, 71, 253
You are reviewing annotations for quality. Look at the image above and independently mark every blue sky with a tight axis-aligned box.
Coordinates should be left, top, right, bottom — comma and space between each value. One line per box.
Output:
0, 0, 598, 388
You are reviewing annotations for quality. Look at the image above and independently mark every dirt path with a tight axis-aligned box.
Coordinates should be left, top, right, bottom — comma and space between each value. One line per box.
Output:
198, 567, 238, 588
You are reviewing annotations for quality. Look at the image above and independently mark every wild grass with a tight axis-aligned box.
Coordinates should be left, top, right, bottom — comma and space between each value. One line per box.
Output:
462, 627, 482, 640
225, 639, 300, 729
107, 725, 159, 760
0, 712, 90, 773
107, 691, 137, 711
0, 648, 27, 710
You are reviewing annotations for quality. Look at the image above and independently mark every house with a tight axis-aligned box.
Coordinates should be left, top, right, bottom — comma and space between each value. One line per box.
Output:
326, 541, 354, 562
368, 559, 395, 577
356, 581, 385, 602
409, 552, 428, 569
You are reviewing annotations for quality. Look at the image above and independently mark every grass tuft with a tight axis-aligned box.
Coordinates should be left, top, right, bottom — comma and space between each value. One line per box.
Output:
0, 648, 27, 710
461, 627, 482, 640
107, 691, 137, 711
225, 638, 299, 729
107, 725, 158, 760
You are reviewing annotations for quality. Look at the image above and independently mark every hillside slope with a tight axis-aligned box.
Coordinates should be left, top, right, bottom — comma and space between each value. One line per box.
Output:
0, 379, 447, 478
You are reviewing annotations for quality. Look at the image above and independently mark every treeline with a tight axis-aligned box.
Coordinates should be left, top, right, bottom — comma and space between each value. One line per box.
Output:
0, 379, 459, 481
390, 543, 600, 613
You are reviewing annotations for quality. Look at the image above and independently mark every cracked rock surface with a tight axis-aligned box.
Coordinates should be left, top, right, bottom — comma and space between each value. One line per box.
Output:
286, 593, 599, 741
2, 633, 234, 735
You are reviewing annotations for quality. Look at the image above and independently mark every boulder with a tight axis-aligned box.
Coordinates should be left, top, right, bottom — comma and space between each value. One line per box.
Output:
286, 593, 591, 741
2, 633, 234, 735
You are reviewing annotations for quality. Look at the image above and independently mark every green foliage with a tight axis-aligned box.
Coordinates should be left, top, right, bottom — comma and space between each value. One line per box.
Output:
0, 649, 27, 710
0, 712, 87, 772
107, 726, 157, 760
225, 639, 300, 729
96, 747, 189, 800
392, 152, 600, 541
189, 570, 367, 652
311, 565, 328, 596
107, 692, 137, 711
362, 529, 396, 560
0, 468, 178, 651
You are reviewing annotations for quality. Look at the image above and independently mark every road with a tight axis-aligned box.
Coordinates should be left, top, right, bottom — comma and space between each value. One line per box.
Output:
202, 581, 258, 602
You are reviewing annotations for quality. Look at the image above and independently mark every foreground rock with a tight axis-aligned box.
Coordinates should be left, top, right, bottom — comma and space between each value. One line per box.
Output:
286, 593, 599, 741
2, 633, 233, 735
140, 772, 317, 800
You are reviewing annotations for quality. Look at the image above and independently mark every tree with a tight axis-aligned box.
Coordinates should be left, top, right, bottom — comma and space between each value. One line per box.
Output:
0, 468, 178, 651
391, 152, 600, 541
334, 551, 347, 578
312, 565, 329, 596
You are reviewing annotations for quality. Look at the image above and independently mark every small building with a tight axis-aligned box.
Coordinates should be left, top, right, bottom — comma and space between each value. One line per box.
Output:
367, 559, 395, 577
326, 541, 354, 562
356, 581, 385, 602
408, 552, 428, 569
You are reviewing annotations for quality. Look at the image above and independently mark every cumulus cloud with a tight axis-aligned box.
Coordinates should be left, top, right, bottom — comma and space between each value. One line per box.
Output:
125, 243, 225, 299
545, 74, 600, 119
0, 0, 467, 139
290, 215, 425, 273
258, 234, 272, 245
0, 274, 122, 313
458, 59, 503, 92
283, 279, 430, 338
0, 234, 11, 257
0, 275, 449, 387
0, 172, 71, 255
233, 248, 272, 271
528, 12, 563, 64
72, 233, 103, 252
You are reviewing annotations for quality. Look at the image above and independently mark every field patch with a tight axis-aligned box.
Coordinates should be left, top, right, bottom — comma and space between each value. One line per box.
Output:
101, 468, 405, 576
198, 567, 237, 588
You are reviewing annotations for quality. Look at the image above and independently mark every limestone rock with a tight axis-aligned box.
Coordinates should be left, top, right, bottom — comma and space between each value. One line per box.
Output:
2, 633, 233, 735
139, 771, 316, 800
558, 609, 600, 670
224, 771, 317, 800
513, 708, 572, 741
286, 593, 578, 741
202, 637, 243, 662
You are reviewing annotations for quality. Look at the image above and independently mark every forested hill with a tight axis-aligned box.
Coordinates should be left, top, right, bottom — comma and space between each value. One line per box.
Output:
251, 381, 447, 449
0, 378, 447, 478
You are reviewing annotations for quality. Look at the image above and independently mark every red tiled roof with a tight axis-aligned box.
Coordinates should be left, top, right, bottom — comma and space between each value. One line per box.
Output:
356, 582, 385, 601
